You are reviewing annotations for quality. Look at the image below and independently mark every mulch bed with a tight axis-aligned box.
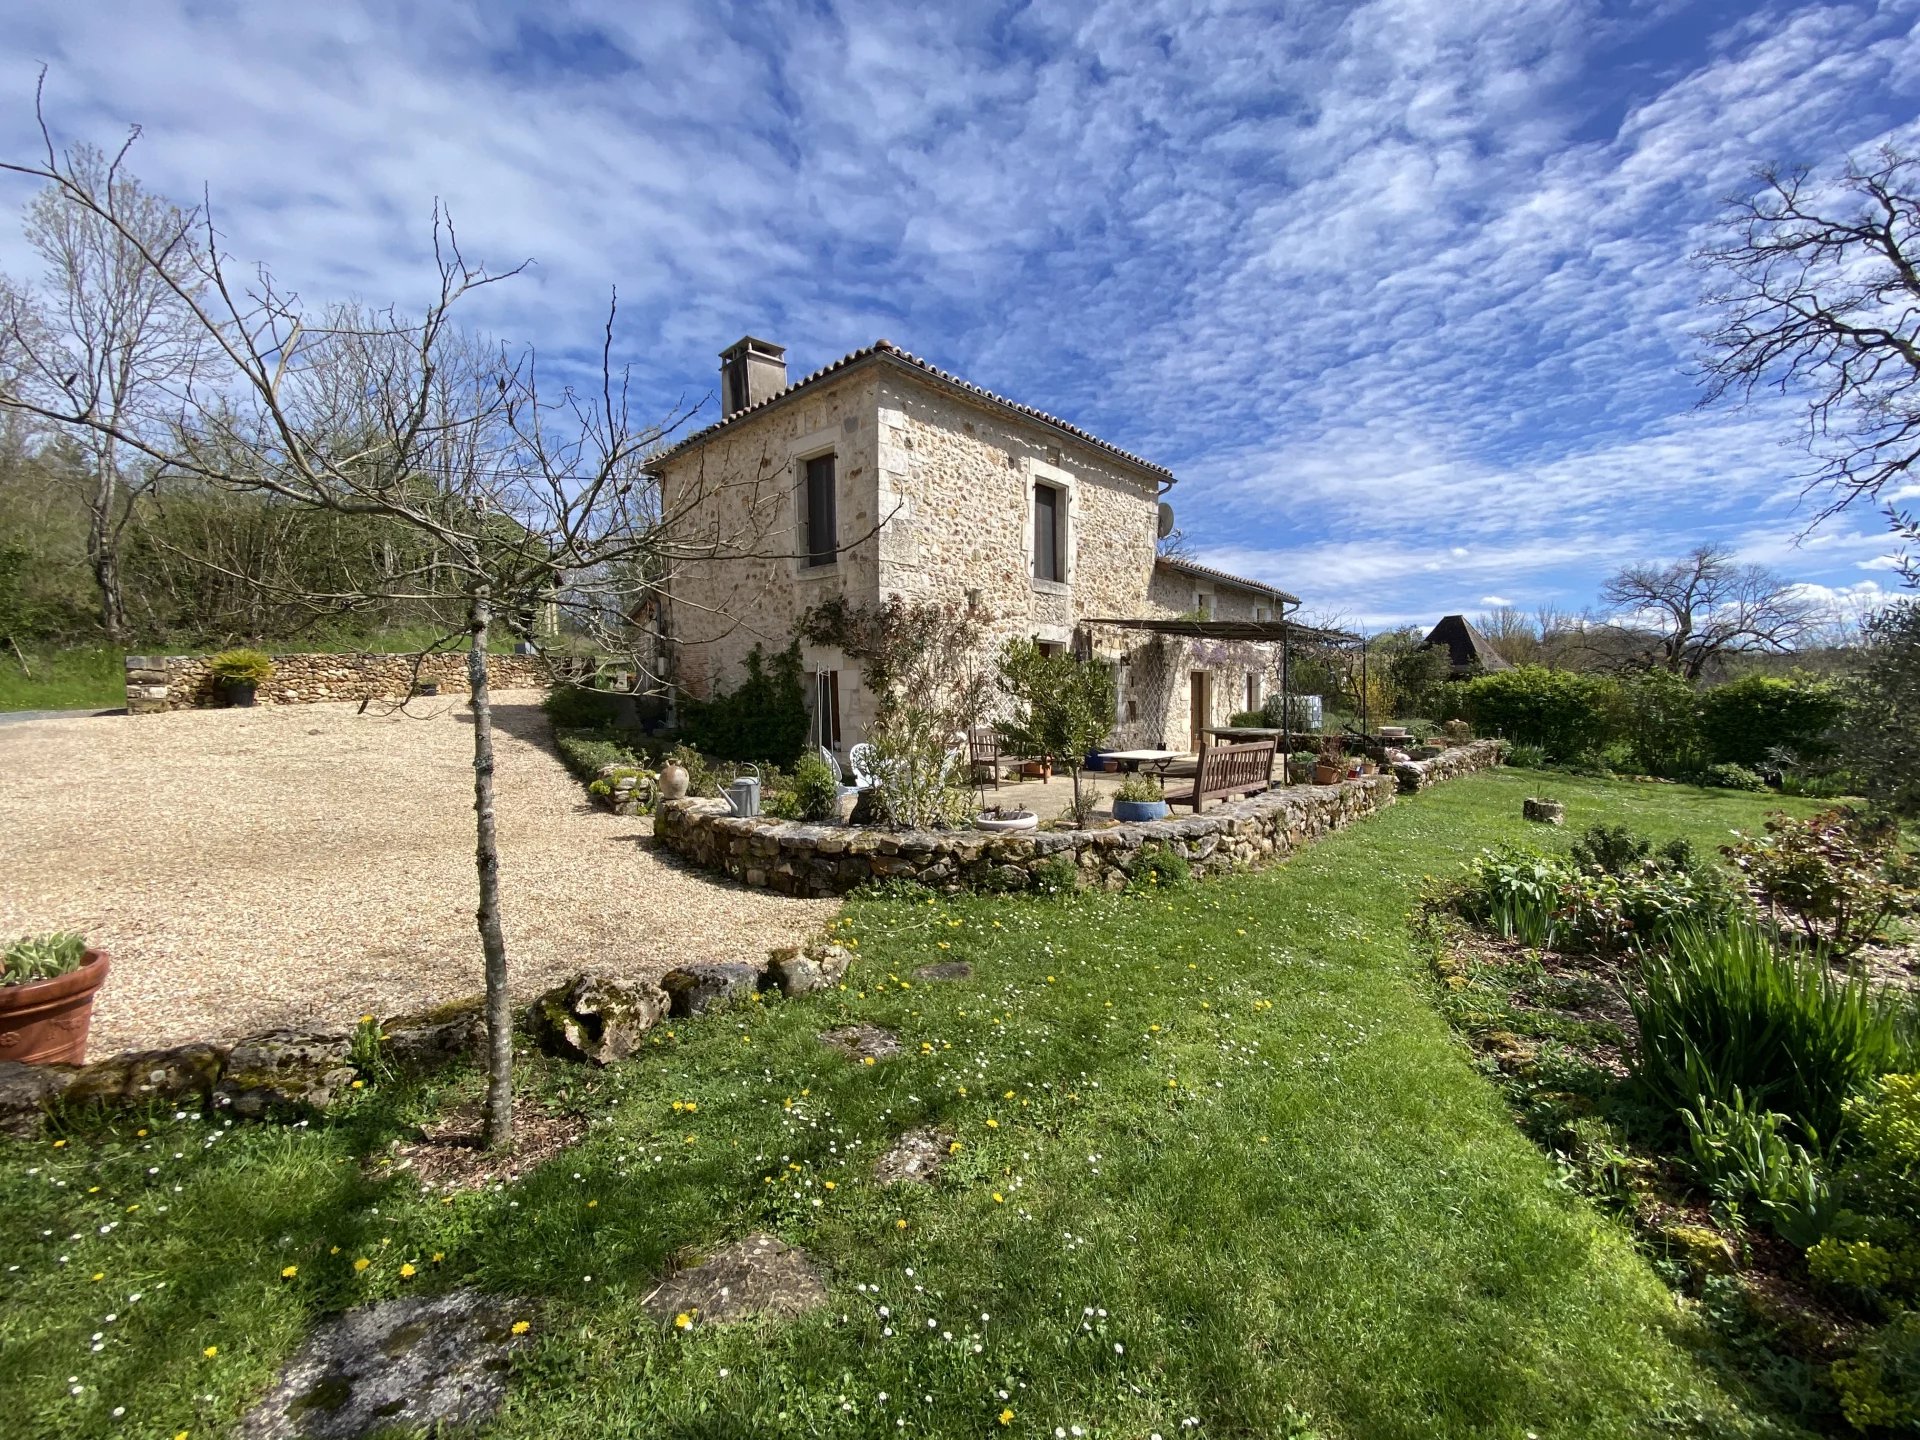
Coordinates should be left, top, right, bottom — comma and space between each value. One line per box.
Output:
379, 1096, 588, 1194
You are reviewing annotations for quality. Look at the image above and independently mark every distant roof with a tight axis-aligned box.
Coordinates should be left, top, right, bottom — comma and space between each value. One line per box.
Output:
1155, 555, 1299, 606
1423, 614, 1512, 674
650, 339, 1174, 482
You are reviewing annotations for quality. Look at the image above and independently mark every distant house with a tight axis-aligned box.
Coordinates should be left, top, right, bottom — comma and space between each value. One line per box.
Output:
1423, 614, 1511, 677
651, 336, 1313, 754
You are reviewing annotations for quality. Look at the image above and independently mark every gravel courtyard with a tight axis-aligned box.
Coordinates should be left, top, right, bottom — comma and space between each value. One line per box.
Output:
0, 693, 836, 1057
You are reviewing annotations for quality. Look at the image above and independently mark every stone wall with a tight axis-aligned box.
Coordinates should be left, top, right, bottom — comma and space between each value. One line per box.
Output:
657, 738, 1505, 897
124, 652, 553, 713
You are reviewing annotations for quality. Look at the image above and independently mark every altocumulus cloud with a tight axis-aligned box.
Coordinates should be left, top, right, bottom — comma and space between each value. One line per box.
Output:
0, 0, 1915, 625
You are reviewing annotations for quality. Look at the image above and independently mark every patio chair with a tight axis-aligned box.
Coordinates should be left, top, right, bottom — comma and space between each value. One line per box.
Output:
967, 726, 1000, 789
819, 745, 861, 803
848, 742, 885, 790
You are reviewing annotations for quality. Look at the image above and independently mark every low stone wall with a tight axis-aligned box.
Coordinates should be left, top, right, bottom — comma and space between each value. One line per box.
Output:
1393, 738, 1507, 793
124, 652, 553, 713
657, 738, 1506, 897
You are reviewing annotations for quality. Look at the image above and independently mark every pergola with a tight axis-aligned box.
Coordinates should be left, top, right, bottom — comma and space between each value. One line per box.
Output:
1081, 614, 1372, 757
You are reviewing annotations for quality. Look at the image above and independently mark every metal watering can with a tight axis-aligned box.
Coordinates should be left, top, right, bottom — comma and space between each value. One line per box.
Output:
721, 764, 762, 818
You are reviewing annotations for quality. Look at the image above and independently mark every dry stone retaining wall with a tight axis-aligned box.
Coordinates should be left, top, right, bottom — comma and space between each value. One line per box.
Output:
657, 739, 1505, 896
124, 652, 552, 713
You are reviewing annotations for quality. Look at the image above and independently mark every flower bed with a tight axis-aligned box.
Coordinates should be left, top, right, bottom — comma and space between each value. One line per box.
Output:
656, 739, 1505, 895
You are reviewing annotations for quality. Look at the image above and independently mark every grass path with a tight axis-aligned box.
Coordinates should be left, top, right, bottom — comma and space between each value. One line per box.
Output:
0, 771, 1824, 1438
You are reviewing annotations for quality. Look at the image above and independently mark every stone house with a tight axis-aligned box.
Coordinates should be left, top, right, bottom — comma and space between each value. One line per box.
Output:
651, 337, 1301, 758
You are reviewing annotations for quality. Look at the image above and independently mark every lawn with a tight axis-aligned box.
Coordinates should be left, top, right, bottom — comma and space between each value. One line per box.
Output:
0, 770, 1830, 1438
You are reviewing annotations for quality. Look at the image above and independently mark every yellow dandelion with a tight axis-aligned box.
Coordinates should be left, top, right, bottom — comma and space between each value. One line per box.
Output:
91, 1270, 104, 1281
51, 1139, 65, 1148
948, 1141, 962, 1154
992, 1193, 1005, 1204
330, 1246, 340, 1255
280, 1265, 298, 1279
674, 1312, 693, 1330
511, 1320, 531, 1336
203, 1345, 218, 1358
350, 1080, 365, 1090
431, 1252, 444, 1263
895, 1219, 908, 1230
588, 1199, 598, 1208
353, 1258, 370, 1273
400, 1263, 416, 1279
824, 1180, 837, 1190
359, 1014, 374, 1024
862, 1056, 876, 1067
136, 1129, 147, 1137
986, 1118, 999, 1129
1000, 1408, 1015, 1425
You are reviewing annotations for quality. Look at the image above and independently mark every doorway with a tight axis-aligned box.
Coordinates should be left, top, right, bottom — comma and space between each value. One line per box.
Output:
1189, 670, 1210, 750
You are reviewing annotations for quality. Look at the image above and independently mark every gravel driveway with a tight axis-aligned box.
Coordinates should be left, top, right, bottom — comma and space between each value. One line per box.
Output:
0, 693, 836, 1058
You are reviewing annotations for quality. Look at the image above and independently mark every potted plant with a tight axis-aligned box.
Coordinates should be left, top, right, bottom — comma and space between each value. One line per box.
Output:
974, 803, 1039, 833
1313, 738, 1345, 786
0, 933, 110, 1065
207, 648, 275, 707
1112, 772, 1169, 822
1287, 750, 1318, 783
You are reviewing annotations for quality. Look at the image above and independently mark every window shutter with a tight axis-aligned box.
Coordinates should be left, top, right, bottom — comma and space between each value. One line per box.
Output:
806, 455, 837, 567
1034, 484, 1059, 582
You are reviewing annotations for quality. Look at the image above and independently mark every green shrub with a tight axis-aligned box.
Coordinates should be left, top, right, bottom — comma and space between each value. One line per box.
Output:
207, 648, 275, 684
1460, 666, 1618, 762
1830, 1312, 1920, 1433
1630, 922, 1915, 1143
678, 643, 809, 767
1031, 854, 1081, 896
1451, 846, 1567, 948
1115, 772, 1164, 804
1681, 1090, 1835, 1247
1616, 668, 1702, 776
1, 932, 88, 985
543, 685, 622, 729
1504, 742, 1548, 770
553, 729, 640, 783
788, 751, 842, 823
1227, 709, 1266, 728
1128, 843, 1191, 891
1843, 599, 1920, 816
1695, 762, 1767, 791
1697, 674, 1846, 768
1724, 808, 1920, 957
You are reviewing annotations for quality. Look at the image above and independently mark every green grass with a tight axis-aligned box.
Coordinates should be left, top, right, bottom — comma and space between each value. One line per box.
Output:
0, 771, 1829, 1437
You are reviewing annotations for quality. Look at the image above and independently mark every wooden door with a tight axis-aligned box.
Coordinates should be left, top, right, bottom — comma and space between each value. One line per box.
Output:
1189, 671, 1210, 749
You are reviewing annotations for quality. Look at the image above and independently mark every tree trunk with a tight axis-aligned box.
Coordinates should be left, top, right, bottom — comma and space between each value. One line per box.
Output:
468, 586, 514, 1149
87, 449, 127, 641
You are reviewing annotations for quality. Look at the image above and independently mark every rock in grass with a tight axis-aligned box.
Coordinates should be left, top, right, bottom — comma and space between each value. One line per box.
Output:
381, 996, 487, 1076
660, 962, 761, 1018
911, 961, 973, 983
642, 1233, 827, 1326
235, 1290, 530, 1439
0, 1061, 76, 1138
65, 1043, 227, 1107
874, 1126, 951, 1184
764, 942, 853, 997
531, 972, 668, 1067
818, 1023, 901, 1062
215, 1030, 357, 1119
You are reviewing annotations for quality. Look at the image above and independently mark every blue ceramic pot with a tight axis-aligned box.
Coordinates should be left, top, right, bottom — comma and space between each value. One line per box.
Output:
1112, 798, 1169, 823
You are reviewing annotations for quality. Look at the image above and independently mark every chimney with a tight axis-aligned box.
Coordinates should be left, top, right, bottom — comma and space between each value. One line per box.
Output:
719, 336, 787, 418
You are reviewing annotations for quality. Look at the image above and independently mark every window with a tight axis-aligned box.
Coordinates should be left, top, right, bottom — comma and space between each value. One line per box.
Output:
1033, 482, 1063, 583
1193, 592, 1213, 618
1036, 640, 1066, 659
1255, 604, 1270, 622
811, 669, 842, 749
1246, 672, 1262, 712
803, 454, 837, 567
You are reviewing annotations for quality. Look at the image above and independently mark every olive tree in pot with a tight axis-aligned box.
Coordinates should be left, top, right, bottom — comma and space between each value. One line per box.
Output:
208, 648, 274, 707
997, 638, 1116, 827
0, 932, 110, 1065
1112, 771, 1169, 822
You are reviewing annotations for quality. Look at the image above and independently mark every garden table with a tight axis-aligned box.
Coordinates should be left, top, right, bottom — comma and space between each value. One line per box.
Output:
1102, 748, 1185, 782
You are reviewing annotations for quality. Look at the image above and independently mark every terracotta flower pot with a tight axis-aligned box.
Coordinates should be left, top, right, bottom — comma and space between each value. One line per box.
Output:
1313, 763, 1341, 785
0, 949, 110, 1065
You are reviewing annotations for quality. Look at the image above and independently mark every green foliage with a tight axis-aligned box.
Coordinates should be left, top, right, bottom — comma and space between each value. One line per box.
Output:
206, 648, 275, 684
997, 639, 1116, 770
1227, 709, 1267, 727
1723, 807, 1920, 957
1127, 842, 1191, 891
1830, 1312, 1920, 1433
1696, 762, 1767, 791
1844, 600, 1920, 817
1630, 922, 1914, 1143
542, 685, 622, 730
787, 751, 841, 823
552, 729, 641, 783
1030, 853, 1081, 895
1680, 1090, 1835, 1247
1, 931, 88, 985
1114, 772, 1165, 804
1460, 665, 1618, 762
1616, 668, 1701, 776
678, 643, 809, 767
1697, 674, 1846, 769
1504, 741, 1548, 770
1450, 845, 1568, 948
1379, 629, 1454, 720
0, 642, 126, 712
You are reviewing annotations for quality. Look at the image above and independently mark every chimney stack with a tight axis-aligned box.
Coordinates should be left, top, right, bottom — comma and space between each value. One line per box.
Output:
719, 336, 787, 418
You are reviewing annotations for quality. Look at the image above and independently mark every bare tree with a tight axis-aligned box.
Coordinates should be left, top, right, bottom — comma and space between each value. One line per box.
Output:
1597, 544, 1822, 678
0, 99, 829, 1149
1699, 148, 1920, 575
3, 139, 204, 638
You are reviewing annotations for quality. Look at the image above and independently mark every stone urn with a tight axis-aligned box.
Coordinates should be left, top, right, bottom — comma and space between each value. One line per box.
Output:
1523, 797, 1565, 825
0, 948, 110, 1065
657, 762, 691, 802
973, 809, 1038, 833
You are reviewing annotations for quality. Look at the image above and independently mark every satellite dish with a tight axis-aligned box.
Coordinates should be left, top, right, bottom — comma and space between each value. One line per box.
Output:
1156, 502, 1175, 539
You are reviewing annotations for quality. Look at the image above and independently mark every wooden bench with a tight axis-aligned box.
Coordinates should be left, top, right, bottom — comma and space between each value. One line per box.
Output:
1161, 739, 1277, 813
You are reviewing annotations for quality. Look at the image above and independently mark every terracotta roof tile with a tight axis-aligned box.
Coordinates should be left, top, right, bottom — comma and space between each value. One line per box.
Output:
1155, 555, 1299, 605
650, 339, 1174, 481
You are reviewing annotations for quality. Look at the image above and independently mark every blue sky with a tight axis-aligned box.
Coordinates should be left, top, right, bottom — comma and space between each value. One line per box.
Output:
2, 0, 1917, 628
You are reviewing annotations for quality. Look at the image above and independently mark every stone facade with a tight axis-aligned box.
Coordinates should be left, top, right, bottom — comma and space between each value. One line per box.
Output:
124, 652, 552, 713
653, 345, 1292, 754
655, 739, 1505, 896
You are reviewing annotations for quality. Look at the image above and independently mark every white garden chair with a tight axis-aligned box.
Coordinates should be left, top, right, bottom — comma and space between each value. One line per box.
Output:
848, 742, 885, 791
819, 745, 861, 803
